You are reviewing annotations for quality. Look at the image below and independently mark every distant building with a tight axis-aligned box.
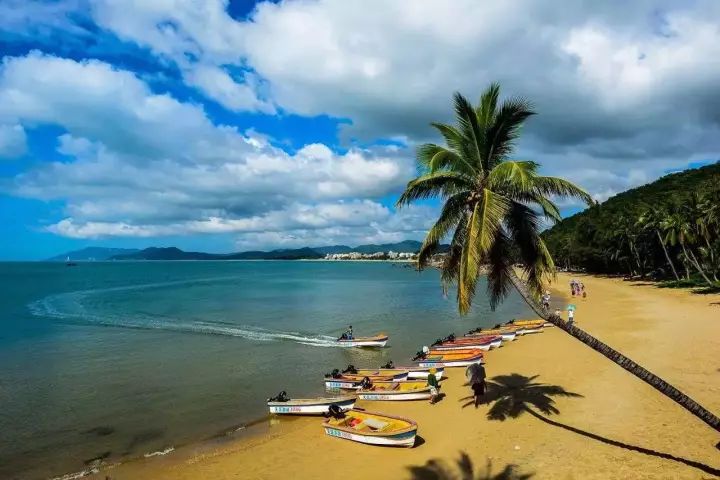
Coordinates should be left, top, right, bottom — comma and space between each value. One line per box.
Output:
324, 251, 417, 261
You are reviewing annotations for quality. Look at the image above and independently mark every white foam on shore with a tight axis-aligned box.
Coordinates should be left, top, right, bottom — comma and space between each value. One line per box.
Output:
27, 279, 342, 347
143, 446, 175, 457
50, 467, 99, 480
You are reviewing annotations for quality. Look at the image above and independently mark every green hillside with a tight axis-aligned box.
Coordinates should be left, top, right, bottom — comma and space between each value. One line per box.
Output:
543, 162, 720, 280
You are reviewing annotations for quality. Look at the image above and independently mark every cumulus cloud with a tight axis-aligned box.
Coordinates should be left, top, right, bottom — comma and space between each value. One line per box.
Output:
3, 1, 720, 247
1, 53, 414, 244
63, 0, 720, 202
0, 123, 27, 158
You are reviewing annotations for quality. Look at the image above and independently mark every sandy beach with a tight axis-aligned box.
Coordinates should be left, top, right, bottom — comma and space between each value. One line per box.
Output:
93, 273, 720, 480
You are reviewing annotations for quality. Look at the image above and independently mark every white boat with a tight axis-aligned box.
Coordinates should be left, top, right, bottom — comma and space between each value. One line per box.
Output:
432, 342, 492, 352
415, 351, 484, 368
324, 371, 406, 390
336, 334, 388, 348
323, 409, 417, 447
358, 381, 433, 401
395, 366, 444, 380
268, 396, 356, 415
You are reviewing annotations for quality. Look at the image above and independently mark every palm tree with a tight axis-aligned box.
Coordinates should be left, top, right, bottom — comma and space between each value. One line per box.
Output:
397, 83, 720, 440
637, 206, 680, 281
662, 205, 714, 286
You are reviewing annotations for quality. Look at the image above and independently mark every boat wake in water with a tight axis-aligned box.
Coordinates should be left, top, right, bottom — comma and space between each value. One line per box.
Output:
27, 278, 341, 347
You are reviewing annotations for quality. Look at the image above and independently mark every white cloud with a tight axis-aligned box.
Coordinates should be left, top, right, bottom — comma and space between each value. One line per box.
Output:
4, 1, 720, 247
0, 123, 27, 158
184, 65, 274, 113
1, 53, 415, 244
73, 0, 720, 202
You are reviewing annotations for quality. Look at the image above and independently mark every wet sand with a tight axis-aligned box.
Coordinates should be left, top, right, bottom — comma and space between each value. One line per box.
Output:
94, 273, 720, 479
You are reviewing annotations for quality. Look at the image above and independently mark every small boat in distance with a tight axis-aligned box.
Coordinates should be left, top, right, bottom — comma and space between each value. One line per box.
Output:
323, 409, 417, 447
267, 391, 355, 415
336, 333, 388, 348
65, 256, 77, 267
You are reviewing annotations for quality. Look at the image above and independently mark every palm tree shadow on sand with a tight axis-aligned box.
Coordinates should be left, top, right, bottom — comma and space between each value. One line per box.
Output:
408, 452, 533, 480
462, 374, 720, 477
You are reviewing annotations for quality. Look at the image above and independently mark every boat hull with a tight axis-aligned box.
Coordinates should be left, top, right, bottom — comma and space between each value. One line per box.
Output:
322, 409, 417, 448
416, 354, 484, 368
336, 335, 388, 348
358, 389, 432, 401
268, 397, 355, 415
323, 426, 417, 447
399, 367, 444, 380
324, 372, 406, 390
432, 342, 491, 351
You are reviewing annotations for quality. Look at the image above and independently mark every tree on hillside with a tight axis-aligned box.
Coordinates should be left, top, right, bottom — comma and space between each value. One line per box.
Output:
637, 206, 680, 281
397, 84, 720, 443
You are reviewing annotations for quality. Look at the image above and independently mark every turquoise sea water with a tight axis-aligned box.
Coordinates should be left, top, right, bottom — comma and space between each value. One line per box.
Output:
0, 261, 532, 479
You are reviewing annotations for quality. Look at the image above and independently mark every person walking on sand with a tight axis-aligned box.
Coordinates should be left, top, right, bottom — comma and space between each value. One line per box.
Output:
427, 368, 440, 404
466, 362, 487, 407
567, 307, 575, 327
541, 291, 551, 313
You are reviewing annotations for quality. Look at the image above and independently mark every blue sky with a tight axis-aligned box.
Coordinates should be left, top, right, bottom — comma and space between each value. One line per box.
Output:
1, 0, 719, 260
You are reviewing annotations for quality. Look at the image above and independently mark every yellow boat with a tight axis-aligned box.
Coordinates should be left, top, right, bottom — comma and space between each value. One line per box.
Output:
323, 409, 417, 447
345, 368, 409, 378
357, 381, 432, 401
506, 319, 547, 332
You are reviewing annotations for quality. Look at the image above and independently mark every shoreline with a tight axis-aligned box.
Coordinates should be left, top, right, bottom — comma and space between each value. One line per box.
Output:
84, 272, 720, 480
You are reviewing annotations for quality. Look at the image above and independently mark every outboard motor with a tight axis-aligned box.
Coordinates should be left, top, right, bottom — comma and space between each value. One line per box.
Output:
267, 391, 289, 402
342, 364, 358, 374
359, 376, 372, 389
325, 368, 342, 379
381, 360, 394, 369
326, 403, 345, 419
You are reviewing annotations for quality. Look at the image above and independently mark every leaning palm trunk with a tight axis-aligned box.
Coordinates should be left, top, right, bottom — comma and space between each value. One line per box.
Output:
688, 249, 715, 287
656, 230, 680, 281
506, 268, 720, 437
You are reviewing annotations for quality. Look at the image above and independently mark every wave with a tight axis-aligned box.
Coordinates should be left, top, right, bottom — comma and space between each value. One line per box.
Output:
27, 278, 342, 347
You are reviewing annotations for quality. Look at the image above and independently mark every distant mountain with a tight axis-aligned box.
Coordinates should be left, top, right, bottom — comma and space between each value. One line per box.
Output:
49, 240, 428, 262
111, 247, 220, 261
313, 245, 353, 255
46, 247, 140, 261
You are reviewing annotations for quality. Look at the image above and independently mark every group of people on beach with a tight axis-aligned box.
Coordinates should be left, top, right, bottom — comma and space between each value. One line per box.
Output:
570, 279, 586, 298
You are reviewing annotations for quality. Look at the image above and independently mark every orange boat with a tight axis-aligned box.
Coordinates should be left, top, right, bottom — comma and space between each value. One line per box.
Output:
415, 350, 484, 368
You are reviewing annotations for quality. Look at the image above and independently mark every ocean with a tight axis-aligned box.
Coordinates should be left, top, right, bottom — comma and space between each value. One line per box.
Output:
0, 261, 532, 479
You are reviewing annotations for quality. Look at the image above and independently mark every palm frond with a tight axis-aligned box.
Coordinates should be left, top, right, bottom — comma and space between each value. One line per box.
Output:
485, 98, 535, 169
416, 143, 472, 175
453, 92, 485, 174
485, 229, 513, 310
486, 160, 538, 194
395, 172, 472, 207
430, 122, 479, 175
440, 220, 467, 292
505, 201, 554, 298
458, 190, 510, 313
417, 193, 468, 267
532, 176, 594, 206
476, 82, 500, 128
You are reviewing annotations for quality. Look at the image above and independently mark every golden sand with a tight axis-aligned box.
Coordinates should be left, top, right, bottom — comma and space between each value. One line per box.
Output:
95, 273, 720, 479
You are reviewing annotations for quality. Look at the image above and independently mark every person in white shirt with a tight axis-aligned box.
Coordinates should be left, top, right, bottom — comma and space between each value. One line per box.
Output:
567, 308, 575, 326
